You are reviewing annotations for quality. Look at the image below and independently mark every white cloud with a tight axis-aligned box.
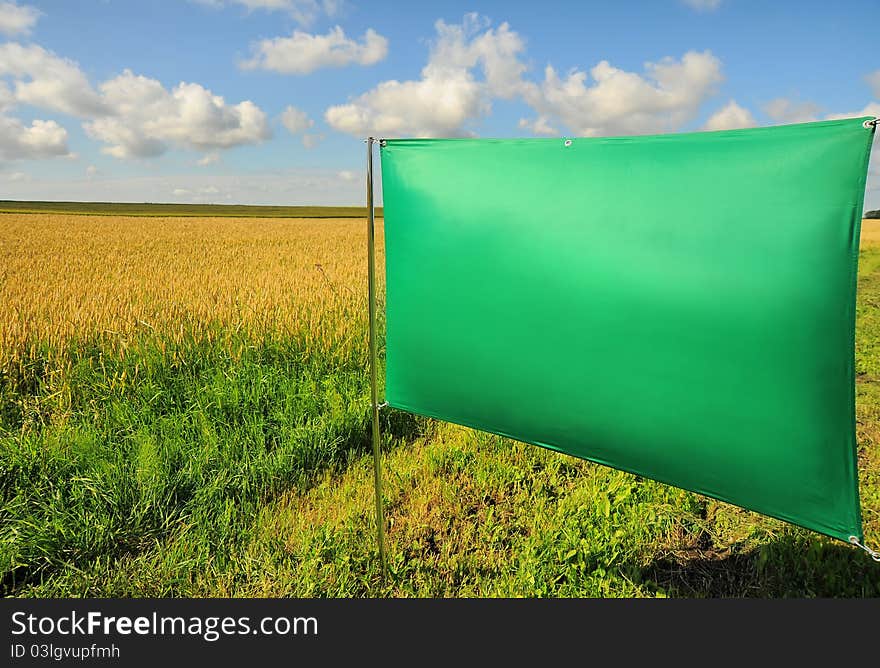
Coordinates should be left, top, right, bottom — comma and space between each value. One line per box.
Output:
702, 99, 756, 131
325, 73, 485, 138
5, 170, 27, 181
0, 2, 41, 37
241, 26, 387, 74
764, 97, 821, 124
825, 102, 880, 122
518, 115, 557, 136
0, 42, 107, 117
280, 105, 312, 134
425, 14, 530, 100
301, 132, 323, 148
0, 41, 272, 161
193, 0, 341, 26
681, 0, 722, 10
326, 15, 722, 139
280, 105, 323, 148
522, 50, 723, 137
84, 70, 271, 158
325, 14, 527, 138
337, 169, 356, 181
85, 164, 97, 178
866, 70, 880, 100
0, 81, 13, 110
0, 113, 70, 160
197, 151, 221, 166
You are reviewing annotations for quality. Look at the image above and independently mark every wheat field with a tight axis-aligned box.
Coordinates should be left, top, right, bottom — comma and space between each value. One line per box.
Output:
0, 215, 380, 357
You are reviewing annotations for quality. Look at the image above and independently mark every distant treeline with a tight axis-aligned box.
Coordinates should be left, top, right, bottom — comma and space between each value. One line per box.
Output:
866, 209, 880, 219
0, 200, 383, 218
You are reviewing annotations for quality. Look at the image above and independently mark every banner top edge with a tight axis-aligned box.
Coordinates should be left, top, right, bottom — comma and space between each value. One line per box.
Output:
378, 116, 874, 147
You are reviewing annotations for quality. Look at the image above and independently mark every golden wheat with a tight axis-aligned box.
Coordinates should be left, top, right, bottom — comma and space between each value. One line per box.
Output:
0, 214, 383, 357
861, 218, 880, 247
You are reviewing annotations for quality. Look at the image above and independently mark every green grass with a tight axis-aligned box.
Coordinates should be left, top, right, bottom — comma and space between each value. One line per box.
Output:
0, 329, 374, 595
1, 251, 879, 598
0, 201, 382, 218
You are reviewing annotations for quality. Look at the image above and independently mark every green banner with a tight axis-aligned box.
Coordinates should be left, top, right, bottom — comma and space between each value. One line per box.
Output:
380, 118, 875, 542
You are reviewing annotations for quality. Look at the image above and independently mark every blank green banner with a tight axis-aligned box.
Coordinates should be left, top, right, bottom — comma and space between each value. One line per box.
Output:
380, 118, 875, 542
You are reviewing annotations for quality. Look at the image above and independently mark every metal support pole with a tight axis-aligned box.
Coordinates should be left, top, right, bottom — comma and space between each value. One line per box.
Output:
366, 137, 388, 580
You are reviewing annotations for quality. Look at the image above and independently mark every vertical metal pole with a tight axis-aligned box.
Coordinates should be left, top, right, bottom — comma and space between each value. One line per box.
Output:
366, 137, 388, 580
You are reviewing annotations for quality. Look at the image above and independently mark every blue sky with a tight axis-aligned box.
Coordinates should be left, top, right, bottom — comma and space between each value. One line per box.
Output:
0, 0, 878, 207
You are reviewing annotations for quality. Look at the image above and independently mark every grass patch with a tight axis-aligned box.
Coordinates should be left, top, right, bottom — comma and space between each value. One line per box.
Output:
0, 329, 374, 595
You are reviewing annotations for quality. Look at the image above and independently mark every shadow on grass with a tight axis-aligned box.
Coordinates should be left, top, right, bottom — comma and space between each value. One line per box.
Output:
633, 534, 880, 597
381, 408, 426, 444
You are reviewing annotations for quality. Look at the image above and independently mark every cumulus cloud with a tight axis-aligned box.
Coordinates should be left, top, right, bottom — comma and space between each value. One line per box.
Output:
325, 14, 527, 137
518, 115, 557, 136
425, 14, 530, 100
0, 41, 272, 161
193, 0, 341, 26
825, 102, 880, 122
241, 26, 387, 74
326, 15, 722, 139
83, 70, 270, 158
280, 105, 312, 134
764, 97, 821, 124
324, 64, 483, 138
866, 70, 880, 100
0, 113, 70, 160
0, 81, 13, 110
0, 42, 106, 117
521, 50, 723, 137
702, 99, 756, 131
280, 105, 322, 147
197, 151, 221, 166
301, 132, 323, 148
681, 0, 722, 10
0, 2, 41, 37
